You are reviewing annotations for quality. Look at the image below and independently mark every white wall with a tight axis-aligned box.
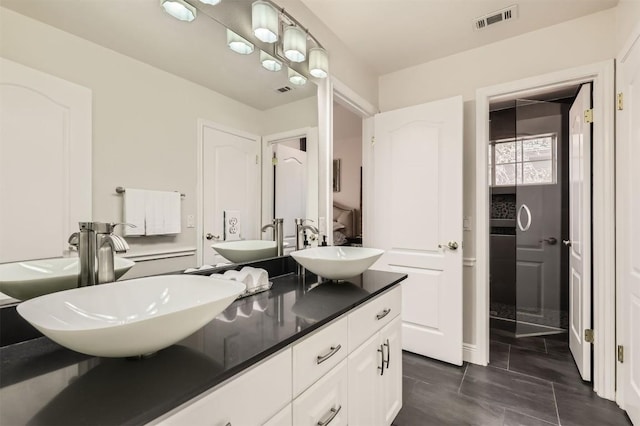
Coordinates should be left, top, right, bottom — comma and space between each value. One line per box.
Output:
333, 102, 362, 212
379, 8, 617, 346
615, 0, 640, 52
0, 8, 317, 279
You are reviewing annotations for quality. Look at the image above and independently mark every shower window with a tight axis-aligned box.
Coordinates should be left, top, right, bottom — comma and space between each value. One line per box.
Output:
489, 133, 557, 186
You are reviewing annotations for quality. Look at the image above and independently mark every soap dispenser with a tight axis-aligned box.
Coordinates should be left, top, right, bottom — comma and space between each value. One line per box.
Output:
321, 235, 328, 246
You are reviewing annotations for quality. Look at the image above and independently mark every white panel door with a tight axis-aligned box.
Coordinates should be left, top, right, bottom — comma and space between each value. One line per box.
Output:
368, 96, 463, 365
201, 122, 260, 266
568, 84, 592, 381
274, 144, 307, 250
0, 58, 91, 263
617, 27, 640, 425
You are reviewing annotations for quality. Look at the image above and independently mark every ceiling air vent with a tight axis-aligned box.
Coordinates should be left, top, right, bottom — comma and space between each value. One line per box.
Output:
275, 86, 292, 93
474, 5, 518, 31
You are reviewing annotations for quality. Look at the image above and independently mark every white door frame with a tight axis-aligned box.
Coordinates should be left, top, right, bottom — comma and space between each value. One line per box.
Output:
475, 60, 616, 399
195, 118, 261, 266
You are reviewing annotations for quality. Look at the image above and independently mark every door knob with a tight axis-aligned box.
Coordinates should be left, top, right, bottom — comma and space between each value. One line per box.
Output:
438, 241, 459, 250
541, 237, 558, 245
562, 239, 572, 247
205, 233, 220, 240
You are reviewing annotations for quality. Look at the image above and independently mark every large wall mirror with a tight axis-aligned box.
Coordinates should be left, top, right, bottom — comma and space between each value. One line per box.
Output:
0, 0, 320, 303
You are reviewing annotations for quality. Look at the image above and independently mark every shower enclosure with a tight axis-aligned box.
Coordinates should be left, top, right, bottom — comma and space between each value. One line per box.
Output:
489, 98, 569, 337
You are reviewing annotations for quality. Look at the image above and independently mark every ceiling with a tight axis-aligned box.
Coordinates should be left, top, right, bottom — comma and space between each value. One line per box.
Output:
1, 0, 317, 110
2, 0, 619, 109
300, 0, 619, 75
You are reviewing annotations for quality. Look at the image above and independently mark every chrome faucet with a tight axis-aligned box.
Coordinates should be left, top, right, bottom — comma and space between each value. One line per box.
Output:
294, 218, 319, 250
69, 222, 131, 286
261, 218, 284, 256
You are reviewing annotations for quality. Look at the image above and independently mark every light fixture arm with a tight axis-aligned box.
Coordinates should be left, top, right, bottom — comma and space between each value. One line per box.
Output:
262, 0, 325, 49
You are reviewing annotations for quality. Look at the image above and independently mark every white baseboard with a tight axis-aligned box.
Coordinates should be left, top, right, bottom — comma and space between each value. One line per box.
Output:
463, 343, 487, 366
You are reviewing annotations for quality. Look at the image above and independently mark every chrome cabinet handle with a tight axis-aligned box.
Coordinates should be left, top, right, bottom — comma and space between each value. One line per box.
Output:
317, 405, 341, 426
206, 233, 220, 240
517, 204, 532, 232
563, 239, 572, 247
376, 308, 391, 320
383, 338, 390, 369
316, 344, 342, 364
378, 344, 385, 375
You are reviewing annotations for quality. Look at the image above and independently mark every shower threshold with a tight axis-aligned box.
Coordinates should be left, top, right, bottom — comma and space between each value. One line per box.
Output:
490, 316, 566, 338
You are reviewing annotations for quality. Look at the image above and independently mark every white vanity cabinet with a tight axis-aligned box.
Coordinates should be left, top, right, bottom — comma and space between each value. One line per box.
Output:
152, 284, 402, 426
348, 311, 402, 426
157, 348, 292, 426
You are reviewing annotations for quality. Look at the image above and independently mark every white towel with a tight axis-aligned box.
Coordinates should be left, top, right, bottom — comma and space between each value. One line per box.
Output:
163, 191, 181, 235
241, 266, 269, 288
144, 191, 164, 236
123, 189, 146, 236
223, 269, 254, 291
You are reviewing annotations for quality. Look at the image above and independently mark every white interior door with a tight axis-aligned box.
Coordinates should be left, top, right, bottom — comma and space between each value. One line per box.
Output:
200, 121, 260, 265
568, 84, 592, 381
617, 26, 640, 425
0, 58, 91, 263
274, 143, 307, 251
367, 96, 463, 365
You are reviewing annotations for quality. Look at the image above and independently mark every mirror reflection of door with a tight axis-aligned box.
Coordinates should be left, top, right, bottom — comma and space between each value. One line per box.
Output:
273, 139, 307, 252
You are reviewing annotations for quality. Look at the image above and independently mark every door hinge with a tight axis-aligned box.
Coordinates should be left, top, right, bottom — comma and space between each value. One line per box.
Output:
584, 109, 594, 124
585, 329, 594, 343
617, 93, 624, 111
618, 345, 624, 363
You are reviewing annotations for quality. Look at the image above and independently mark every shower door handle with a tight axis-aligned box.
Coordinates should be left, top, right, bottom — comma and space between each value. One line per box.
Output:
517, 204, 532, 232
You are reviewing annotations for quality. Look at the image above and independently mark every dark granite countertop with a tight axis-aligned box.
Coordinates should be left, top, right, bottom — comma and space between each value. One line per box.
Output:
0, 269, 406, 426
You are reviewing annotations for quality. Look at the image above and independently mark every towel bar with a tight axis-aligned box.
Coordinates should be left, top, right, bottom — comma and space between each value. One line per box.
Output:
115, 186, 185, 198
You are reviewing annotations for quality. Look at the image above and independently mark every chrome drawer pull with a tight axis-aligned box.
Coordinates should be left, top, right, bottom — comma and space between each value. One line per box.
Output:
383, 338, 390, 368
377, 344, 385, 375
317, 405, 341, 426
376, 308, 391, 320
316, 344, 342, 364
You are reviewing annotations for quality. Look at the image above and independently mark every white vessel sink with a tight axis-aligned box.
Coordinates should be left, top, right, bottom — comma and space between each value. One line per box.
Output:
0, 257, 135, 300
17, 275, 246, 357
212, 240, 282, 263
290, 246, 384, 280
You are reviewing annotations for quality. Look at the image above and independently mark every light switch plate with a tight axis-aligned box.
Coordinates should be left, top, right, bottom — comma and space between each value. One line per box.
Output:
187, 214, 195, 228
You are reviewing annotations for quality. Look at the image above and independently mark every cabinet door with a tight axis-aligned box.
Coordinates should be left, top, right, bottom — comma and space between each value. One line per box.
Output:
380, 316, 403, 425
348, 333, 383, 426
293, 359, 348, 426
263, 404, 292, 426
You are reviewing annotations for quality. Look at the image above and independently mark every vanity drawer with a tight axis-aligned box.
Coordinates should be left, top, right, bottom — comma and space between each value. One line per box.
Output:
158, 348, 292, 426
292, 316, 348, 397
348, 285, 401, 352
293, 359, 348, 426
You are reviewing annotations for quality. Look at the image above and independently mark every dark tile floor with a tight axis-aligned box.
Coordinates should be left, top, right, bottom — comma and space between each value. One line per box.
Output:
393, 329, 632, 426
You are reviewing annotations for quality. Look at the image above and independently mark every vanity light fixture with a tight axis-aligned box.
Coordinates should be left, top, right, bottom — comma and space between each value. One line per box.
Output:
288, 68, 306, 85
260, 51, 282, 72
309, 47, 328, 78
252, 1, 279, 43
198, 0, 221, 4
283, 26, 306, 62
227, 29, 255, 55
161, 0, 197, 22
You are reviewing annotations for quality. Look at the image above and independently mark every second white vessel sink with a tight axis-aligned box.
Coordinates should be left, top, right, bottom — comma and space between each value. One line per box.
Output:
212, 240, 282, 263
17, 275, 246, 357
290, 246, 384, 280
0, 257, 135, 300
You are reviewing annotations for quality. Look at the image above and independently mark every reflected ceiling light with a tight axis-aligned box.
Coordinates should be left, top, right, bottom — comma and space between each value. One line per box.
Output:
309, 47, 328, 78
283, 26, 306, 63
198, 0, 221, 4
252, 1, 279, 43
227, 29, 254, 55
260, 51, 282, 72
161, 0, 197, 22
288, 68, 306, 85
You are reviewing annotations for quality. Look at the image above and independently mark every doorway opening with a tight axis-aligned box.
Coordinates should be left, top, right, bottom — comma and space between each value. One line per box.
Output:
489, 85, 582, 338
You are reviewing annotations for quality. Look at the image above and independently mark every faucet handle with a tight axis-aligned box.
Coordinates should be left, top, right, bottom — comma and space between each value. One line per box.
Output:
107, 223, 137, 234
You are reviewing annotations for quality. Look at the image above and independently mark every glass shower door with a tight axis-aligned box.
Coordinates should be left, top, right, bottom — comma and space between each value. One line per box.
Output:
514, 99, 565, 337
